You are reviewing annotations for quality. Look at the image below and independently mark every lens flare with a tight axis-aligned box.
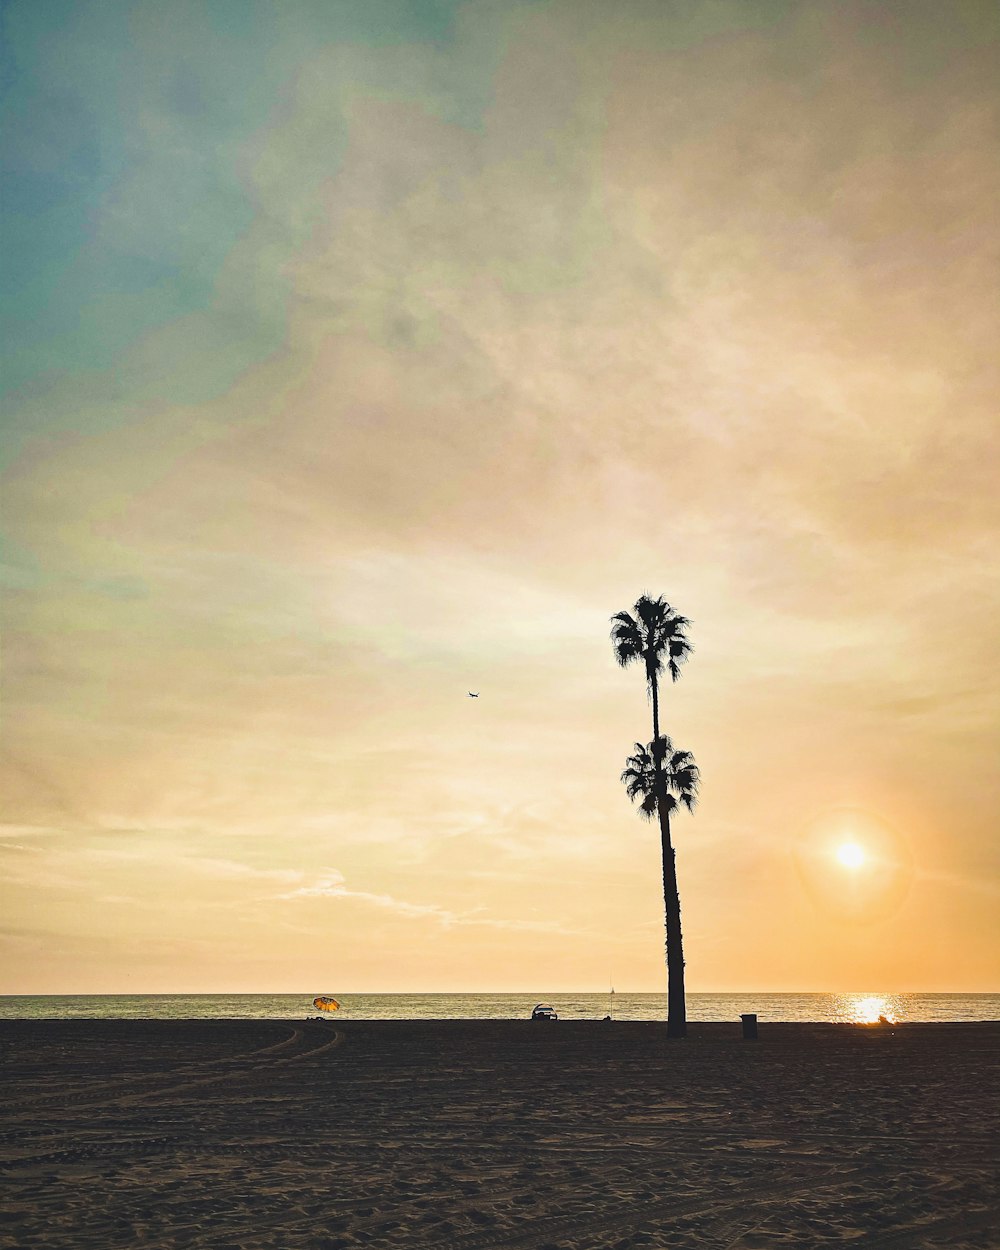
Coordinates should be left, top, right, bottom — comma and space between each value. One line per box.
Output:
794, 808, 913, 923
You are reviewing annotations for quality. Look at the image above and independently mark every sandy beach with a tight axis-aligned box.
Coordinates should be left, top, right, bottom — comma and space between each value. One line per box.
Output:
1, 1019, 997, 1249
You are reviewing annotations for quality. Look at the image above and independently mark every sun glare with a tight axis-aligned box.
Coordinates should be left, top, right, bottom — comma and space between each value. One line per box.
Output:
795, 807, 914, 924
842, 994, 899, 1025
836, 842, 866, 870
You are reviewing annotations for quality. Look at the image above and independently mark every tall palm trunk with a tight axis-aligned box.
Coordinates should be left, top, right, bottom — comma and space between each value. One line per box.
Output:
658, 803, 686, 1037
649, 659, 686, 1038
648, 660, 660, 739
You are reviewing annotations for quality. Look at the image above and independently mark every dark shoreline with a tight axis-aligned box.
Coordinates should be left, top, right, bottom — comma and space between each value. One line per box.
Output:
7, 1020, 1000, 1030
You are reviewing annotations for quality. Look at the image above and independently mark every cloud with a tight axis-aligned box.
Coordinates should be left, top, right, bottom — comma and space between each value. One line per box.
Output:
276, 868, 569, 933
0, 831, 304, 892
1, 1, 997, 990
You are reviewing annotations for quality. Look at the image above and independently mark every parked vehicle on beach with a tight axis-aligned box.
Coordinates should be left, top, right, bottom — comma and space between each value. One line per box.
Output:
531, 1003, 558, 1021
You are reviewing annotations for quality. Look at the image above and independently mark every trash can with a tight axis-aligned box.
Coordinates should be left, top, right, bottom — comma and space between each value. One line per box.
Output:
740, 1013, 758, 1040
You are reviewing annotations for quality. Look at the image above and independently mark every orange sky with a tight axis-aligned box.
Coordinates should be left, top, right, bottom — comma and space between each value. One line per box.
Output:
2, 1, 998, 993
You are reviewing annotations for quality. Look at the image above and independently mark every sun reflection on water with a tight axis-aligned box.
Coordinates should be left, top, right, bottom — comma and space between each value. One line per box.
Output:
836, 993, 901, 1025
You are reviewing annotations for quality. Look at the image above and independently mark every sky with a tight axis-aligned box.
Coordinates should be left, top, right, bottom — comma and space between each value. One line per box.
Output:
2, 0, 998, 995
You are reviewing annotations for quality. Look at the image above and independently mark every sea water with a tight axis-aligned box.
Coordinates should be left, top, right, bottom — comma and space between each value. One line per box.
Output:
1, 992, 997, 1023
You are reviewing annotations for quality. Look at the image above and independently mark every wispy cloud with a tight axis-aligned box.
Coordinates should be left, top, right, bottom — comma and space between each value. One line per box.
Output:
1, 1, 997, 991
276, 870, 569, 933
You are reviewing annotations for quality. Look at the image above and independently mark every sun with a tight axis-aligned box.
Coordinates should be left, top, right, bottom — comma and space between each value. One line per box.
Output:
836, 842, 866, 870
795, 807, 913, 923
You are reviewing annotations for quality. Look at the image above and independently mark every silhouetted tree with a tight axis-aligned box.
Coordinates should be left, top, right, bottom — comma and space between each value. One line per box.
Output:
610, 595, 691, 743
611, 595, 694, 1037
620, 737, 700, 1037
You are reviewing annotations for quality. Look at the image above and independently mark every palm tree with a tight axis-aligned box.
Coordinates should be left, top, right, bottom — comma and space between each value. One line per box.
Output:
621, 737, 700, 1037
611, 595, 694, 1037
610, 595, 692, 742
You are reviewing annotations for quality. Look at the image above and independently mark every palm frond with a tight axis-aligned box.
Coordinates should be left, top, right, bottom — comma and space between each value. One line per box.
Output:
621, 742, 652, 773
620, 737, 700, 823
635, 594, 671, 627
609, 611, 642, 667
613, 639, 641, 667
666, 633, 692, 683
620, 770, 643, 802
613, 594, 693, 682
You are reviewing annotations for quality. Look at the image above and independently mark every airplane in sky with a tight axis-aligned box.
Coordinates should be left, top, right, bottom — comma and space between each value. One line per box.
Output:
468, 691, 479, 698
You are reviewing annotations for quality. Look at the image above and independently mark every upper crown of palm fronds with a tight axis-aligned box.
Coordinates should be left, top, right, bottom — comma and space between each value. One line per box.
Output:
621, 736, 700, 820
610, 593, 692, 683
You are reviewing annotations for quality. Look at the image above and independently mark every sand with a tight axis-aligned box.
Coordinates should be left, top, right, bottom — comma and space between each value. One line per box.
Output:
1, 1018, 998, 1249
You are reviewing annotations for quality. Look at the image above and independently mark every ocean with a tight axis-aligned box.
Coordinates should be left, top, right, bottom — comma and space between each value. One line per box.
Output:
1, 992, 997, 1024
